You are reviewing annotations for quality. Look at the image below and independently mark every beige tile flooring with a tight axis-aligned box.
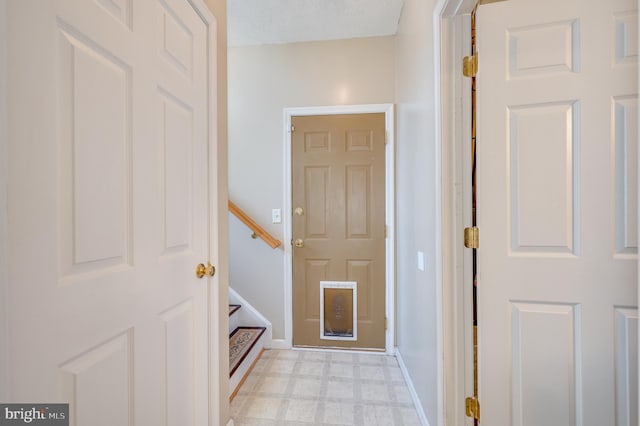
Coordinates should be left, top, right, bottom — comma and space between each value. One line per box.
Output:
230, 349, 422, 426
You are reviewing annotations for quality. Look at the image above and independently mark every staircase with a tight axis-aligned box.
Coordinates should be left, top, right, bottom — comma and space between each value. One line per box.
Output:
228, 289, 270, 400
226, 201, 278, 399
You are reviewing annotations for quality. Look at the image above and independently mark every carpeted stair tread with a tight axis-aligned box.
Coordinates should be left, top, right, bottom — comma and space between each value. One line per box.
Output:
229, 326, 266, 377
229, 304, 241, 316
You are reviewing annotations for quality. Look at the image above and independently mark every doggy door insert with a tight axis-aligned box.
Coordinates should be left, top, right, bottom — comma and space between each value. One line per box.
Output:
320, 281, 357, 341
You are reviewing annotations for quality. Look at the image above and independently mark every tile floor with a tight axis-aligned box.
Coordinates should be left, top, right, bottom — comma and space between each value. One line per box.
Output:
230, 349, 422, 426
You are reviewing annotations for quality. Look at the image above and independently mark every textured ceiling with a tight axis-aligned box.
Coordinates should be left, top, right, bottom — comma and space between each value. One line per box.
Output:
228, 0, 405, 46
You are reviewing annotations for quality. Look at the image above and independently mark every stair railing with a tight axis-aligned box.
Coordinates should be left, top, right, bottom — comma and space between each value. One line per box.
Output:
228, 200, 282, 249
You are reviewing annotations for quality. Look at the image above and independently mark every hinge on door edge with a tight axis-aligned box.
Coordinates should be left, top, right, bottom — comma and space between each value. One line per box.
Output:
291, 125, 295, 132
465, 397, 480, 420
463, 54, 478, 78
464, 227, 479, 249
385, 317, 388, 330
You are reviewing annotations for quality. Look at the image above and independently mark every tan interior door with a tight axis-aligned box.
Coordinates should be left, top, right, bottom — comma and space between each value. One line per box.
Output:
477, 0, 638, 424
292, 113, 386, 350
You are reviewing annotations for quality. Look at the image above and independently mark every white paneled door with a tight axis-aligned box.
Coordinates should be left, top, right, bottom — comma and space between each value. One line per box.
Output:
6, 1, 215, 425
477, 0, 638, 425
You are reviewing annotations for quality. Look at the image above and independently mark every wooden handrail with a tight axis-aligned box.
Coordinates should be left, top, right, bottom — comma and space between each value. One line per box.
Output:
228, 200, 282, 249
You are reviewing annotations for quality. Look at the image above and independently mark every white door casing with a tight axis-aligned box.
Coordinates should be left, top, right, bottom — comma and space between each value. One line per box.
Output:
477, 0, 638, 425
6, 0, 216, 425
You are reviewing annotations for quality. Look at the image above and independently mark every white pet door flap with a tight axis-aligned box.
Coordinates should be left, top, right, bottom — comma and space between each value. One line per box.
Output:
320, 281, 357, 341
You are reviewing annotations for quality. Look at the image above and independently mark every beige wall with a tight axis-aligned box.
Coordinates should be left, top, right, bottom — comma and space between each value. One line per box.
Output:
229, 14, 444, 423
228, 36, 395, 340
394, 0, 441, 424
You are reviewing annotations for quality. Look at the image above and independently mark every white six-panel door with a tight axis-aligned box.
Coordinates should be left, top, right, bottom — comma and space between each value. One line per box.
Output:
6, 0, 214, 424
477, 0, 638, 424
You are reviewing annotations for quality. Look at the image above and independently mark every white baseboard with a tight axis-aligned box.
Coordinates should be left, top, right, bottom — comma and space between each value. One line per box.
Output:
395, 348, 430, 426
293, 346, 388, 355
269, 338, 290, 349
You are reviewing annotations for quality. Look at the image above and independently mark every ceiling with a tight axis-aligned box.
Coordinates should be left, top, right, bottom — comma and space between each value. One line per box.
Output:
227, 0, 406, 47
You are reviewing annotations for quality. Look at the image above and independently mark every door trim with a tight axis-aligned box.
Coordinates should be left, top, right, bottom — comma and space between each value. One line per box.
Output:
437, 0, 477, 425
282, 104, 395, 355
161, 1, 225, 425
189, 0, 226, 424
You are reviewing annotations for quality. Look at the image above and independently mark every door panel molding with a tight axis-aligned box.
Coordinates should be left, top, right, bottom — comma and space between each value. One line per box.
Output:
282, 104, 395, 354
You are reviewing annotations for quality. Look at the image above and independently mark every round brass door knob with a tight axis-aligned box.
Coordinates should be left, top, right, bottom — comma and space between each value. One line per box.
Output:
196, 262, 216, 279
294, 239, 304, 248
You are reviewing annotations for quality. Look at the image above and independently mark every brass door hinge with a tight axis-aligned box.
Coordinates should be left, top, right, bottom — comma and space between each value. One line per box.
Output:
464, 226, 479, 248
465, 397, 480, 420
385, 317, 388, 330
463, 54, 478, 78
385, 131, 389, 145
291, 125, 295, 132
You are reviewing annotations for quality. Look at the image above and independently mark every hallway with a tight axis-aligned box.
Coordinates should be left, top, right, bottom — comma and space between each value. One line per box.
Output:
230, 349, 421, 425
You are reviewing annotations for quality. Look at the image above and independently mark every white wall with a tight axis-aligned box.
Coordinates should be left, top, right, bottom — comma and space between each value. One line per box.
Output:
394, 0, 442, 424
228, 36, 395, 340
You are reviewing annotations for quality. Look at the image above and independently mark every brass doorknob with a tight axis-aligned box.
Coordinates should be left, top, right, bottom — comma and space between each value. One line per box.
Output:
294, 239, 304, 248
196, 262, 216, 279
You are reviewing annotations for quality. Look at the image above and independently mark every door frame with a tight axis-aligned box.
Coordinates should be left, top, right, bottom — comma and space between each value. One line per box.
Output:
282, 104, 396, 355
436, 0, 479, 424
194, 0, 226, 424
185, 1, 227, 424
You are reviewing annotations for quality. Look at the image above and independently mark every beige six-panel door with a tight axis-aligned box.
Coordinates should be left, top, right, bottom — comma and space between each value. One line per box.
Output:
292, 113, 386, 350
